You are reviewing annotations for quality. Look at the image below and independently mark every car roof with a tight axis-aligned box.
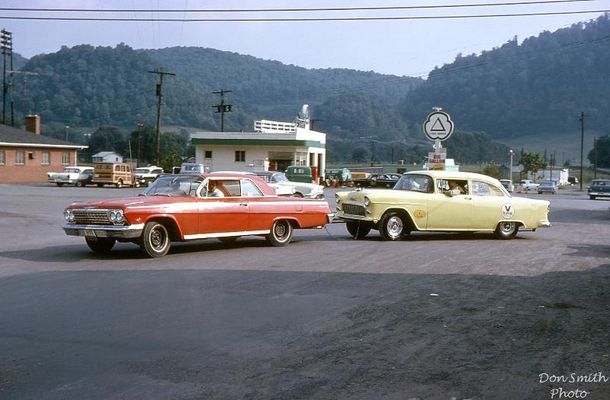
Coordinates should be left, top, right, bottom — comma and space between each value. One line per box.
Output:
406, 170, 501, 183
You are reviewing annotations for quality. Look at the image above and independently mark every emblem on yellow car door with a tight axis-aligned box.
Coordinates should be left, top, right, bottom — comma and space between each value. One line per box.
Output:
501, 204, 515, 219
414, 210, 426, 218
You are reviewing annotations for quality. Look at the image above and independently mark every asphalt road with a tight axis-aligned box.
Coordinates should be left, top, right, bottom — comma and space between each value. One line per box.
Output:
0, 184, 608, 400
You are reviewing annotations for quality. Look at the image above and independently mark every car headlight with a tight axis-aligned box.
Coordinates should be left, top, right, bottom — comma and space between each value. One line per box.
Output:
108, 209, 125, 225
364, 196, 370, 207
335, 193, 341, 204
64, 209, 75, 223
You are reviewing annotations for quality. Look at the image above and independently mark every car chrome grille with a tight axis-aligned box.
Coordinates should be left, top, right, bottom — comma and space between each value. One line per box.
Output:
343, 203, 366, 216
72, 209, 110, 225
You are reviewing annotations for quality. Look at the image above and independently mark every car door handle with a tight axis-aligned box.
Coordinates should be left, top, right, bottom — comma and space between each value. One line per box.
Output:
239, 202, 248, 207
464, 197, 472, 200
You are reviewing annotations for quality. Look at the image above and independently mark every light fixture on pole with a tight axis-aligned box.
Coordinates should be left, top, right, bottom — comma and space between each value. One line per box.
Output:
509, 149, 514, 181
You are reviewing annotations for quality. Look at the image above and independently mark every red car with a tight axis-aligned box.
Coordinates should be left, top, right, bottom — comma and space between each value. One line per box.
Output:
63, 173, 333, 257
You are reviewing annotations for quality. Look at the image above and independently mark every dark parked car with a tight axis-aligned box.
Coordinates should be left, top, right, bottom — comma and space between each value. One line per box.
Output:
587, 179, 610, 200
371, 173, 402, 188
537, 180, 558, 194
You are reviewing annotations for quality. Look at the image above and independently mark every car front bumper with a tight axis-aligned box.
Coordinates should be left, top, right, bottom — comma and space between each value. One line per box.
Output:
63, 223, 144, 239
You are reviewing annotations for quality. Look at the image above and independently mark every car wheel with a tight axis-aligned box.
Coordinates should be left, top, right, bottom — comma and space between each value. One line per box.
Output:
293, 192, 304, 198
77, 181, 86, 187
346, 221, 371, 239
267, 219, 293, 247
589, 195, 596, 200
85, 237, 116, 254
141, 221, 171, 257
97, 183, 103, 188
116, 179, 123, 189
379, 212, 407, 241
218, 236, 239, 244
56, 183, 64, 187
495, 221, 518, 240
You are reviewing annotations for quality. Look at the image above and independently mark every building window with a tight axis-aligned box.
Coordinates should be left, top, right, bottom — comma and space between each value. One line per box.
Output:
41, 151, 50, 165
235, 150, 246, 162
62, 152, 70, 164
0, 150, 5, 165
204, 150, 213, 159
15, 150, 25, 165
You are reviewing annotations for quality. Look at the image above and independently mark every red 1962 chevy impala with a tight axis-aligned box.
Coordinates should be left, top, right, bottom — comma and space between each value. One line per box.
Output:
63, 173, 333, 257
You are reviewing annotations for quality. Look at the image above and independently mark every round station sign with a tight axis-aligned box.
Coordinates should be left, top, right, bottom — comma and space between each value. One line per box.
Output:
423, 110, 454, 141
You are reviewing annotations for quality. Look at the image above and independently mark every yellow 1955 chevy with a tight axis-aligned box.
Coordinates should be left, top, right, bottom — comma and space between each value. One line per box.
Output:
335, 170, 551, 240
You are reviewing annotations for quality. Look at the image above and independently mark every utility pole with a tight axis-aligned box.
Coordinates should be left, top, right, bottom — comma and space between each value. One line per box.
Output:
137, 122, 144, 167
579, 112, 584, 191
148, 68, 175, 165
212, 89, 232, 132
593, 137, 597, 179
1, 29, 12, 125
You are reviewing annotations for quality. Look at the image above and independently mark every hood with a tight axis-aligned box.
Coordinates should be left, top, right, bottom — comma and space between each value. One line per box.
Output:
67, 196, 180, 210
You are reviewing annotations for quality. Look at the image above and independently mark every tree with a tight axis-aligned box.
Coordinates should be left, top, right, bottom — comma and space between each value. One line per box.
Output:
588, 135, 610, 168
481, 164, 502, 179
520, 152, 547, 177
351, 147, 369, 163
88, 126, 127, 158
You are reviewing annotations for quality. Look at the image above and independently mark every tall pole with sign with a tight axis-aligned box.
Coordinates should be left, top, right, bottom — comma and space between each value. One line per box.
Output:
422, 107, 454, 170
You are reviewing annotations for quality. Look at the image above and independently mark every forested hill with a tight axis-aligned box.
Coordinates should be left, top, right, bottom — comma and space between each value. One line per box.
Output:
15, 44, 420, 133
401, 13, 610, 142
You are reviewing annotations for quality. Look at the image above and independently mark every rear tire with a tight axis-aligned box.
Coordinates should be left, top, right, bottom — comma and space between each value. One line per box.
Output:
379, 212, 407, 241
116, 179, 123, 189
141, 222, 171, 257
56, 183, 64, 187
346, 221, 371, 239
293, 192, 304, 198
267, 219, 293, 247
495, 221, 518, 240
589, 195, 596, 200
85, 237, 116, 254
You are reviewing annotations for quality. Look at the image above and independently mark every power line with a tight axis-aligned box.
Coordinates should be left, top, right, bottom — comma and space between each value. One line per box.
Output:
0, 0, 594, 13
0, 9, 608, 22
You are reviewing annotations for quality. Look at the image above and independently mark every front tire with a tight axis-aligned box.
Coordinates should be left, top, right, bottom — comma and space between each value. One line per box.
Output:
56, 183, 64, 187
379, 212, 407, 241
267, 219, 293, 247
85, 237, 116, 254
115, 179, 123, 189
495, 221, 518, 240
589, 195, 596, 200
346, 221, 371, 239
141, 222, 171, 257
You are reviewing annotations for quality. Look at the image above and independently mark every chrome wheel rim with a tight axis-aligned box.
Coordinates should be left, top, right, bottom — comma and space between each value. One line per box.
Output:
274, 221, 289, 242
150, 226, 168, 251
499, 222, 515, 234
386, 216, 403, 239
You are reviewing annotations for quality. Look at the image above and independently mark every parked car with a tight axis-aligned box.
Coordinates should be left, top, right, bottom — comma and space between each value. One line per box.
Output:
499, 179, 515, 193
63, 173, 333, 257
92, 162, 133, 188
285, 165, 313, 183
133, 166, 164, 187
587, 179, 610, 200
253, 171, 324, 199
537, 180, 558, 194
47, 166, 94, 187
180, 163, 208, 174
351, 172, 376, 187
371, 173, 402, 188
335, 170, 550, 241
518, 179, 539, 192
325, 168, 352, 186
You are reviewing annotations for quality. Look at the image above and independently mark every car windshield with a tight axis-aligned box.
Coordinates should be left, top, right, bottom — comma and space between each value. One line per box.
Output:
134, 168, 150, 174
143, 175, 203, 197
64, 168, 81, 173
394, 174, 433, 193
540, 181, 554, 185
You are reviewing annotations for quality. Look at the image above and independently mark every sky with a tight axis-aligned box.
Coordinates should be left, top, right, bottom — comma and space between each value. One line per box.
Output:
1, 0, 609, 77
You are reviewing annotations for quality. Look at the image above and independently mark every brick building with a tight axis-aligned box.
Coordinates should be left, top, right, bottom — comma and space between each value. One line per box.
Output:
0, 118, 88, 184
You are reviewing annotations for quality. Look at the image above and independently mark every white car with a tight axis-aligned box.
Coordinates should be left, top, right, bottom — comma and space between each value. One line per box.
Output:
47, 166, 94, 187
133, 166, 164, 187
255, 171, 324, 199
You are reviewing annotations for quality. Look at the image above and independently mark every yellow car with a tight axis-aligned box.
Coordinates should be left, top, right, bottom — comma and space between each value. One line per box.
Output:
335, 170, 551, 240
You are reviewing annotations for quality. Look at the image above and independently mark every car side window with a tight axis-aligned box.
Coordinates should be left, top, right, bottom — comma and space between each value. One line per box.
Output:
241, 179, 264, 197
472, 181, 504, 197
221, 180, 241, 196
